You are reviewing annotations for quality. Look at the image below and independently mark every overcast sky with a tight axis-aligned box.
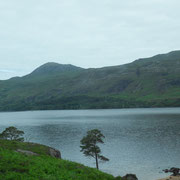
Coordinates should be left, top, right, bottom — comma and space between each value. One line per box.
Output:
0, 0, 180, 79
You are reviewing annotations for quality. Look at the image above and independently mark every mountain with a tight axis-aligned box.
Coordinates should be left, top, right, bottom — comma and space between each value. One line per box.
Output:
27, 62, 83, 77
0, 50, 180, 111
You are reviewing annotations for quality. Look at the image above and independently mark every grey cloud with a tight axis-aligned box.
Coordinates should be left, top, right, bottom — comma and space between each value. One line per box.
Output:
0, 0, 180, 79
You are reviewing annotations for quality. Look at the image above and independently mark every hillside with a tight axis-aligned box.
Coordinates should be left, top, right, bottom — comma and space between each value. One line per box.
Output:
0, 139, 120, 180
0, 51, 180, 111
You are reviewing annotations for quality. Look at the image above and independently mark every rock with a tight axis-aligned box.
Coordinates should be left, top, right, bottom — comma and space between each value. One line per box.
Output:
163, 167, 180, 176
49, 148, 61, 159
122, 174, 138, 180
16, 149, 38, 156
16, 146, 61, 159
164, 169, 169, 173
170, 168, 180, 176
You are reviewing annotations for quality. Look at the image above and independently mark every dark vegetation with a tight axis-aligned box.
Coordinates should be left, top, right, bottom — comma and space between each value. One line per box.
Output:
0, 126, 24, 141
80, 129, 109, 170
163, 167, 180, 176
0, 50, 180, 111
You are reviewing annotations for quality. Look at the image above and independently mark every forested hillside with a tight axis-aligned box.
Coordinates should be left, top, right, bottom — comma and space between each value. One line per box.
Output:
0, 51, 180, 111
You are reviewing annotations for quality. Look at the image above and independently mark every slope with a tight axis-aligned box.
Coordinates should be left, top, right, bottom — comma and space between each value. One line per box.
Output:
0, 51, 180, 111
0, 139, 120, 180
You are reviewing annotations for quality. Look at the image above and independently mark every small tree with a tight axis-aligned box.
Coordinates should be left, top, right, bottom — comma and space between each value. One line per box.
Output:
80, 129, 109, 170
0, 126, 24, 141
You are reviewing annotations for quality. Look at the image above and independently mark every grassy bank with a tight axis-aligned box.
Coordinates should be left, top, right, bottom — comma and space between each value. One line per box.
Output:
0, 139, 121, 180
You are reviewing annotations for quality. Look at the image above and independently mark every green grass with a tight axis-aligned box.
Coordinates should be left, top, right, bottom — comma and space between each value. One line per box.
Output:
0, 139, 49, 156
0, 140, 121, 180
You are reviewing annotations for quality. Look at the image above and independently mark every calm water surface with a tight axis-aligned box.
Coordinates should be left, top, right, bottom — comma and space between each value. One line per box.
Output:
0, 108, 180, 180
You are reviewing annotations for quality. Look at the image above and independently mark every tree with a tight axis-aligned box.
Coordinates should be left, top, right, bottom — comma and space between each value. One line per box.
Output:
0, 126, 24, 141
80, 129, 109, 170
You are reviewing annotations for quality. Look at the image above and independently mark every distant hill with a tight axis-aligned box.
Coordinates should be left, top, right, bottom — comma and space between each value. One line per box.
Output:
0, 50, 180, 111
28, 62, 83, 77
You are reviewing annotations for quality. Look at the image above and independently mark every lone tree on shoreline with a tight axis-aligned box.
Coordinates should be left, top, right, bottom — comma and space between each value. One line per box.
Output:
80, 129, 109, 170
0, 126, 24, 141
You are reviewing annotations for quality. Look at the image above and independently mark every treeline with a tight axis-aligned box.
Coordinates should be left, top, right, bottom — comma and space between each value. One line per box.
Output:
0, 95, 180, 111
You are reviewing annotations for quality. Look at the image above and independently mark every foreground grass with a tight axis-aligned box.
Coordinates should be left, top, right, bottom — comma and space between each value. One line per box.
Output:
0, 139, 50, 156
0, 140, 121, 180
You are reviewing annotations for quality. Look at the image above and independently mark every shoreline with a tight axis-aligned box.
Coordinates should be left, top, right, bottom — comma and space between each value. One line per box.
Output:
158, 176, 180, 180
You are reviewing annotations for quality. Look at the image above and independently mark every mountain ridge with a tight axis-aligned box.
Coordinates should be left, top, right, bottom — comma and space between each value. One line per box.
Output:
26, 62, 83, 77
3, 50, 180, 80
0, 50, 180, 111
